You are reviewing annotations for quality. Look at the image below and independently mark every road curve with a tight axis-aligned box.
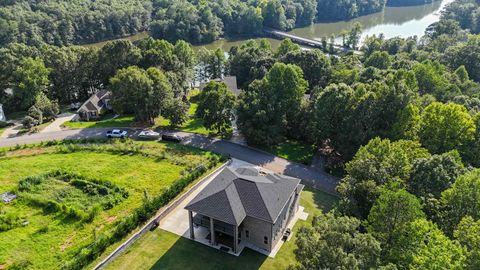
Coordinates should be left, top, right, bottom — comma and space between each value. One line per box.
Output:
0, 128, 339, 195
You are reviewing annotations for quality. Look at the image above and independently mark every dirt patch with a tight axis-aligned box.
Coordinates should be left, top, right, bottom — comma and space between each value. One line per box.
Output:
106, 216, 118, 223
5, 147, 54, 158
60, 233, 76, 252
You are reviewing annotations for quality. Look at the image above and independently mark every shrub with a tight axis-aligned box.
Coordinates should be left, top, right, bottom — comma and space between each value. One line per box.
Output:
0, 210, 25, 232
22, 116, 37, 129
27, 105, 43, 125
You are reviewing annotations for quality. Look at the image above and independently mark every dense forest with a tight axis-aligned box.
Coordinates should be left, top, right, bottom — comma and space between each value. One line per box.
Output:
0, 38, 196, 128
225, 0, 480, 268
0, 0, 152, 46
0, 0, 441, 47
2, 0, 480, 269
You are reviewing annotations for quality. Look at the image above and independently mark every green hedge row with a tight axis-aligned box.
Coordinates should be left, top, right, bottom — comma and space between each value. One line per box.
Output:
61, 155, 226, 270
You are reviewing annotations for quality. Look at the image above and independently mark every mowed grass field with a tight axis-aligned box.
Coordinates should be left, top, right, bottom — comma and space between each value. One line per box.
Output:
0, 141, 218, 269
259, 140, 317, 165
62, 115, 136, 129
104, 188, 338, 270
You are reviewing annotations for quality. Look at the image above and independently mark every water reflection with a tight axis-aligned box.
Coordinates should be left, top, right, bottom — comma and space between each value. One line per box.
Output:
198, 0, 454, 51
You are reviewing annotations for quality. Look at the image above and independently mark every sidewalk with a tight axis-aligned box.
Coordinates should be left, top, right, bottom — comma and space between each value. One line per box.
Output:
0, 121, 21, 139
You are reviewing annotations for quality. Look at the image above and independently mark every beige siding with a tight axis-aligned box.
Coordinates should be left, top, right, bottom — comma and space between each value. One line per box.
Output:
271, 192, 297, 248
241, 217, 273, 251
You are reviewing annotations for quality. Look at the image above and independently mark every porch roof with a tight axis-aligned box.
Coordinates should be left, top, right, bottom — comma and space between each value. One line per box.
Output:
185, 166, 301, 226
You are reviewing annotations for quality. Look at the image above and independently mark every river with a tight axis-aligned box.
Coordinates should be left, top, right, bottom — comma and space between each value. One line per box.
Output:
199, 0, 455, 51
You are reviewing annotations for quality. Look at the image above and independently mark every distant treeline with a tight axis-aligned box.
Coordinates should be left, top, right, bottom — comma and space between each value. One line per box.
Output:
0, 0, 152, 47
387, 0, 440, 7
0, 0, 441, 47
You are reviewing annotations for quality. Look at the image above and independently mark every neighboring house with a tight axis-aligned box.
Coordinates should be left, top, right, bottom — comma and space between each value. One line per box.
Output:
200, 76, 241, 97
185, 166, 303, 254
77, 90, 112, 121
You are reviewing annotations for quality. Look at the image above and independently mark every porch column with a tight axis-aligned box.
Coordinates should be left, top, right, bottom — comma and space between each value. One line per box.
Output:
188, 211, 194, 239
210, 217, 216, 245
234, 225, 238, 253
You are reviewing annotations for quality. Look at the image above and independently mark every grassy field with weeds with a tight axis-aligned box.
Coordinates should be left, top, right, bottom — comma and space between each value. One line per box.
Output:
104, 188, 338, 270
0, 140, 221, 270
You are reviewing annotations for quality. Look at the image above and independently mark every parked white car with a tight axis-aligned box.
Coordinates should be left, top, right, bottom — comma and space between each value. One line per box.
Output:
106, 129, 128, 138
138, 130, 160, 140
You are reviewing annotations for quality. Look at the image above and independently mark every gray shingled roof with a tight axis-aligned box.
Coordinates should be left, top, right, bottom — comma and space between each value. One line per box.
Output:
199, 76, 241, 97
78, 90, 111, 113
185, 167, 301, 225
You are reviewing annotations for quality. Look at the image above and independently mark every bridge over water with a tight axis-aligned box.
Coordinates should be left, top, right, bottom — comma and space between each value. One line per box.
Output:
263, 27, 361, 55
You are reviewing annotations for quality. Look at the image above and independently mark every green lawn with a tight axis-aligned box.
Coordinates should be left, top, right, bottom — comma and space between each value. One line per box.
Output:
62, 114, 136, 129
63, 101, 212, 137
0, 141, 218, 269
104, 188, 338, 270
156, 102, 210, 136
260, 140, 316, 164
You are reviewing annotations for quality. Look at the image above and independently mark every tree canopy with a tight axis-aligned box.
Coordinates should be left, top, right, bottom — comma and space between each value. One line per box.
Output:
110, 66, 173, 125
196, 81, 236, 135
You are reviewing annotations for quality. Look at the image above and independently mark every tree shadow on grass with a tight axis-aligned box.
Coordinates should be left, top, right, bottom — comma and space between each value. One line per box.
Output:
311, 188, 339, 213
150, 237, 267, 270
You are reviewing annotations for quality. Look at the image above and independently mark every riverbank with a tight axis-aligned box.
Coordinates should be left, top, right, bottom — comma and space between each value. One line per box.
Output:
82, 0, 452, 52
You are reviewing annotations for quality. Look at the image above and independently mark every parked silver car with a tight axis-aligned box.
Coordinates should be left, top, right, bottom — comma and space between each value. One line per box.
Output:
106, 129, 127, 139
138, 130, 160, 140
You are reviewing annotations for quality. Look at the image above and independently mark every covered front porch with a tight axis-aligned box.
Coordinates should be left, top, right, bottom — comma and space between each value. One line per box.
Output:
188, 211, 242, 255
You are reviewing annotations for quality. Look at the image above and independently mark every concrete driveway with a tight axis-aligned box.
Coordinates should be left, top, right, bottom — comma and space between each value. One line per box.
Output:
0, 121, 22, 139
41, 112, 76, 133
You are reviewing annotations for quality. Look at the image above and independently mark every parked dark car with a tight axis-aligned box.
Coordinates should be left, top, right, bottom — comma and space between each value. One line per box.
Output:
282, 228, 292, 241
161, 134, 182, 143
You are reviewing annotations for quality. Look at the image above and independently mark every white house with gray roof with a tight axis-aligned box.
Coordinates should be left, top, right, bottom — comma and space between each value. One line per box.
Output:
77, 90, 112, 121
185, 166, 303, 254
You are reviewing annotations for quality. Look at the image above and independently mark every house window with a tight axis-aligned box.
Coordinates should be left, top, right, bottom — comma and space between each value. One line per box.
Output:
264, 236, 268, 244
245, 230, 249, 238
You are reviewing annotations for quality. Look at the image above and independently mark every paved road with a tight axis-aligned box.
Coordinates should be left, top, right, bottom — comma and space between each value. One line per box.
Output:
0, 128, 339, 194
